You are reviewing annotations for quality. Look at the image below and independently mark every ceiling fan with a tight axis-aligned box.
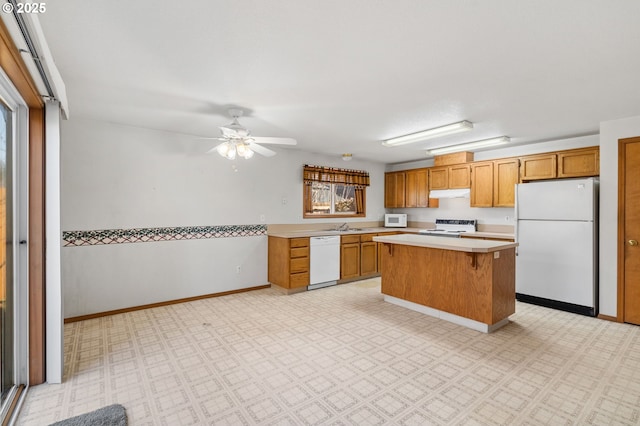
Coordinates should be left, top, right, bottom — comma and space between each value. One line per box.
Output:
203, 108, 297, 159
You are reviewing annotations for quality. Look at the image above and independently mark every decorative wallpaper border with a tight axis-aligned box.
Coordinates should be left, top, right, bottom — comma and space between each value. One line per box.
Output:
62, 224, 267, 247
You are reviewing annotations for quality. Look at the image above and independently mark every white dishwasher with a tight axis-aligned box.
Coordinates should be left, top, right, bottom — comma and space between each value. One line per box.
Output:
309, 236, 341, 290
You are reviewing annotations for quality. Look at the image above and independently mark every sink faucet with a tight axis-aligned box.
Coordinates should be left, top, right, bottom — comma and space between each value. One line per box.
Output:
336, 222, 349, 231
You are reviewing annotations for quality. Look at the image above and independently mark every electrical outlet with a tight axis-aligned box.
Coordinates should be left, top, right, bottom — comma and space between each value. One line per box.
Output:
281, 198, 288, 205
259, 214, 266, 222
505, 216, 510, 222
236, 266, 241, 274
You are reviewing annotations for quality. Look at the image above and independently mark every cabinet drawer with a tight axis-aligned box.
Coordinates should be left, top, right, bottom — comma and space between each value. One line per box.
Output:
290, 257, 309, 273
290, 247, 309, 258
290, 237, 309, 248
360, 233, 376, 242
341, 235, 360, 244
289, 272, 309, 288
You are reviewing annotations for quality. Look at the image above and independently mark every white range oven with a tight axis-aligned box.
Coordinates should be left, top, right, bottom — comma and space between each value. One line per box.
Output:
418, 219, 477, 238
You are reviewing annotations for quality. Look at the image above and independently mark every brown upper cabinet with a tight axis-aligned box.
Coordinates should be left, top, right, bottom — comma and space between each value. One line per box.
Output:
520, 146, 600, 181
384, 171, 405, 208
493, 158, 520, 207
471, 158, 520, 208
519, 153, 557, 181
385, 168, 436, 208
557, 146, 599, 178
429, 165, 470, 190
386, 146, 598, 209
428, 167, 448, 190
470, 161, 494, 207
405, 168, 429, 207
449, 164, 471, 188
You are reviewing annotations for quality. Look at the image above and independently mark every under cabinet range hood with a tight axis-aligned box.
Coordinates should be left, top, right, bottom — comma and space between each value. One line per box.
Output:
429, 188, 471, 199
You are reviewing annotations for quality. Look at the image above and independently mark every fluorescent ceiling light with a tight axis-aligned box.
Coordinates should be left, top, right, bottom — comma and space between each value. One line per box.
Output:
427, 136, 511, 155
382, 120, 473, 147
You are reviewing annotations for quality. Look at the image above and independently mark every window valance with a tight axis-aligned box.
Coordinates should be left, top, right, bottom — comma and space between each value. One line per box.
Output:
303, 164, 370, 187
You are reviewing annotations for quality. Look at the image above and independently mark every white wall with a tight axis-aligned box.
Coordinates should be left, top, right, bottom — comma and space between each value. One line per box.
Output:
61, 117, 386, 317
599, 115, 640, 317
387, 134, 599, 227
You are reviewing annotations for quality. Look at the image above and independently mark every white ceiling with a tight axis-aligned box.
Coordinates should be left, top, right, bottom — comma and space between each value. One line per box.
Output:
37, 0, 640, 164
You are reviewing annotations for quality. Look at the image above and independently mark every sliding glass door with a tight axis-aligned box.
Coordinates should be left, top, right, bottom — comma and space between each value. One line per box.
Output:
0, 98, 13, 407
0, 68, 28, 421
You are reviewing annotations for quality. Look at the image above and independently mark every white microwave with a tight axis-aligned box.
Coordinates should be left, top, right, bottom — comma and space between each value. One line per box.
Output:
384, 213, 407, 228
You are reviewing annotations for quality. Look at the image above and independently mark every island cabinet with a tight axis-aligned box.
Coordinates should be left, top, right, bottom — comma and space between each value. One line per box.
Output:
384, 171, 405, 208
268, 236, 310, 290
377, 231, 402, 273
429, 164, 471, 190
374, 234, 517, 333
557, 146, 599, 178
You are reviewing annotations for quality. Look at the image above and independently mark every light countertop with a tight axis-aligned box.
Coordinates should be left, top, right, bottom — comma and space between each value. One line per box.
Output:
268, 227, 515, 240
268, 227, 422, 238
373, 233, 518, 253
461, 231, 515, 240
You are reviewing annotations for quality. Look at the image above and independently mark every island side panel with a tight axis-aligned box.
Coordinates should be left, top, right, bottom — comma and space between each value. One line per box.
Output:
490, 248, 516, 323
380, 243, 499, 325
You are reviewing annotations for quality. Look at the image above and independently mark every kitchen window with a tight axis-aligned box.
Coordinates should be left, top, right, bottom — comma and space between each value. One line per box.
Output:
303, 165, 369, 218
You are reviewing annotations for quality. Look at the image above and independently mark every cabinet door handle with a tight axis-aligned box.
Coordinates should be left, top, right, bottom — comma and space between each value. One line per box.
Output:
630, 239, 639, 246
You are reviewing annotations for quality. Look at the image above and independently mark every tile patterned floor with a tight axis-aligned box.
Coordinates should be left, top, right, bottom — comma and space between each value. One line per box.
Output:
16, 278, 640, 425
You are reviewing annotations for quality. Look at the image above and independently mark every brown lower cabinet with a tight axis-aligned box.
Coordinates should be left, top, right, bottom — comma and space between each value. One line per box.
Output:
360, 234, 378, 276
341, 233, 384, 281
268, 236, 310, 289
268, 232, 402, 289
340, 235, 361, 279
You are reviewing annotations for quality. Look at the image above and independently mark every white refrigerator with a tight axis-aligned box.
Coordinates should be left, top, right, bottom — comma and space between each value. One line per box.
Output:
515, 177, 598, 316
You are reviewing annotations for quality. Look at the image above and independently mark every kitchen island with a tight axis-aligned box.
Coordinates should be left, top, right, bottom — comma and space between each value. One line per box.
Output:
373, 234, 518, 333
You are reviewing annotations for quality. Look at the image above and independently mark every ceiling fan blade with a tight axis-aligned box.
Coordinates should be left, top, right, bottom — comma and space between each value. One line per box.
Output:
250, 137, 297, 145
249, 143, 276, 157
206, 142, 226, 154
197, 137, 226, 140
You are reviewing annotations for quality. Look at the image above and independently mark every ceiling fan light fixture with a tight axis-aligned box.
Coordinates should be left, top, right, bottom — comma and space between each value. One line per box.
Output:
382, 120, 473, 147
427, 136, 510, 156
216, 140, 256, 160
225, 145, 237, 160
217, 142, 230, 156
236, 142, 249, 156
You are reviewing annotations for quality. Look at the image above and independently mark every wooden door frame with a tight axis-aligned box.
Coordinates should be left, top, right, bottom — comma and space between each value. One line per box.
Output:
617, 137, 640, 323
0, 20, 46, 384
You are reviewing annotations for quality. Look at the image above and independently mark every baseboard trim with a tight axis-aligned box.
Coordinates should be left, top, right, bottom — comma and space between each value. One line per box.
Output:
597, 313, 619, 322
64, 285, 271, 323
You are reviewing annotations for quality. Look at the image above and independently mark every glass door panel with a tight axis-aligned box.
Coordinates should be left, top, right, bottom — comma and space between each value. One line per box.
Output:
0, 99, 13, 407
